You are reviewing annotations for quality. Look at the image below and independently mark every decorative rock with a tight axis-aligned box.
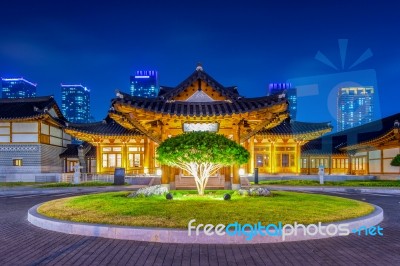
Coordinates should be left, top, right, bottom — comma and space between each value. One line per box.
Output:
237, 187, 271, 197
249, 187, 271, 196
166, 193, 173, 200
128, 185, 169, 198
223, 193, 231, 200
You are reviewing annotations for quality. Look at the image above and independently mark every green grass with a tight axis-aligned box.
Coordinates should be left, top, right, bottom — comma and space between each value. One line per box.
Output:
38, 190, 374, 228
251, 179, 400, 187
38, 181, 115, 188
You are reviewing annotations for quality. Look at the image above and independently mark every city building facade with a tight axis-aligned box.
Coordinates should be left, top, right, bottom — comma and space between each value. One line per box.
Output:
130, 70, 159, 98
268, 83, 297, 120
337, 87, 374, 131
61, 84, 91, 123
1, 78, 37, 99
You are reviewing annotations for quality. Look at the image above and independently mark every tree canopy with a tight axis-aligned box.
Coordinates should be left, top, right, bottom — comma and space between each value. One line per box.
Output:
157, 131, 249, 166
157, 132, 250, 195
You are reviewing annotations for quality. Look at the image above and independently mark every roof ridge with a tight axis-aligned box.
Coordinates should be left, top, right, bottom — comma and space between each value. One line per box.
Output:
0, 95, 54, 103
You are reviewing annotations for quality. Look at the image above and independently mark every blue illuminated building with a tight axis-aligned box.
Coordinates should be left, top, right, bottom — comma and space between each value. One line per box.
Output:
130, 70, 159, 98
268, 83, 297, 120
1, 78, 37, 99
61, 84, 91, 123
337, 87, 374, 132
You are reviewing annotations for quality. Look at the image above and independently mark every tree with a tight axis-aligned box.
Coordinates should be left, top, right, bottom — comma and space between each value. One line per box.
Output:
390, 154, 400, 166
157, 132, 250, 195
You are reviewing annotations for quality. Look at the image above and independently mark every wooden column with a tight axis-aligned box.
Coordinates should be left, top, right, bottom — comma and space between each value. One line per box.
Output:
160, 127, 170, 188
249, 136, 255, 174
161, 165, 170, 186
149, 140, 155, 173
96, 143, 101, 173
224, 166, 231, 189
296, 142, 301, 174
270, 142, 275, 174
232, 125, 240, 190
122, 142, 127, 169
348, 154, 352, 175
144, 137, 150, 173
380, 149, 384, 174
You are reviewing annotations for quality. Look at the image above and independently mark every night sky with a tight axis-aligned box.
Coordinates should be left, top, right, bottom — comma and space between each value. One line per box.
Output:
1, 0, 399, 127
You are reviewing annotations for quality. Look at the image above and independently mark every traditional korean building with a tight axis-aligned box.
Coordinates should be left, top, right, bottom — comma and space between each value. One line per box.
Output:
0, 96, 71, 182
63, 65, 333, 189
1, 66, 398, 185
301, 113, 400, 176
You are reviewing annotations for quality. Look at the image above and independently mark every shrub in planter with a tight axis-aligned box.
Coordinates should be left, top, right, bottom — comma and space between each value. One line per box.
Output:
390, 154, 400, 166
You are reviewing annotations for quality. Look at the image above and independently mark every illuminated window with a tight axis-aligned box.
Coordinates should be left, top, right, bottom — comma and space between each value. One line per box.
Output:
102, 154, 122, 168
13, 159, 23, 166
129, 154, 142, 167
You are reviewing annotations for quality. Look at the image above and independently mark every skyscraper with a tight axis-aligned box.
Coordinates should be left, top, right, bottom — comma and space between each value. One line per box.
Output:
1, 78, 37, 99
130, 70, 159, 98
337, 87, 374, 131
61, 84, 91, 123
267, 83, 297, 120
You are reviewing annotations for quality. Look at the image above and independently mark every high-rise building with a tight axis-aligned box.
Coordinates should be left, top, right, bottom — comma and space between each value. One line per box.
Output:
1, 78, 37, 99
130, 70, 159, 98
337, 87, 374, 131
61, 84, 91, 123
267, 83, 297, 120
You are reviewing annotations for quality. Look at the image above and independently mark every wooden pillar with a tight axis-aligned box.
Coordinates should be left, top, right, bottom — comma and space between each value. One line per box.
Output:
380, 149, 384, 174
270, 142, 275, 174
149, 140, 155, 173
144, 137, 150, 173
348, 154, 352, 175
232, 124, 241, 190
122, 142, 127, 169
161, 165, 170, 186
160, 127, 170, 188
224, 166, 231, 189
296, 142, 301, 174
96, 143, 101, 173
328, 155, 332, 175
307, 155, 311, 175
249, 136, 255, 174
169, 167, 178, 190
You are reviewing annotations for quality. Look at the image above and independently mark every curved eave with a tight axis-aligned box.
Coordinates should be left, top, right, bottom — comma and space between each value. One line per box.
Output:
301, 151, 348, 157
341, 128, 398, 151
257, 128, 332, 140
64, 128, 143, 140
0, 114, 46, 121
112, 98, 288, 118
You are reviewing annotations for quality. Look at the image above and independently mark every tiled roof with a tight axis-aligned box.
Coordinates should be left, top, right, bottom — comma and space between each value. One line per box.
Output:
258, 119, 332, 136
113, 93, 287, 117
66, 116, 143, 136
302, 113, 400, 155
158, 69, 240, 100
0, 96, 64, 120
59, 143, 96, 158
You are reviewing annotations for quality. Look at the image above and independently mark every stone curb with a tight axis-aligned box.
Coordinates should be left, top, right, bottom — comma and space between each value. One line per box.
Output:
28, 203, 383, 244
260, 186, 400, 195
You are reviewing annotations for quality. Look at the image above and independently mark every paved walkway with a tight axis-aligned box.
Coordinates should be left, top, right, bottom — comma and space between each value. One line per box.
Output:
0, 189, 399, 265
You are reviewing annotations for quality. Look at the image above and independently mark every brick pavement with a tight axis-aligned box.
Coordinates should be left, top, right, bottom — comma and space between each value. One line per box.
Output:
0, 192, 399, 265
